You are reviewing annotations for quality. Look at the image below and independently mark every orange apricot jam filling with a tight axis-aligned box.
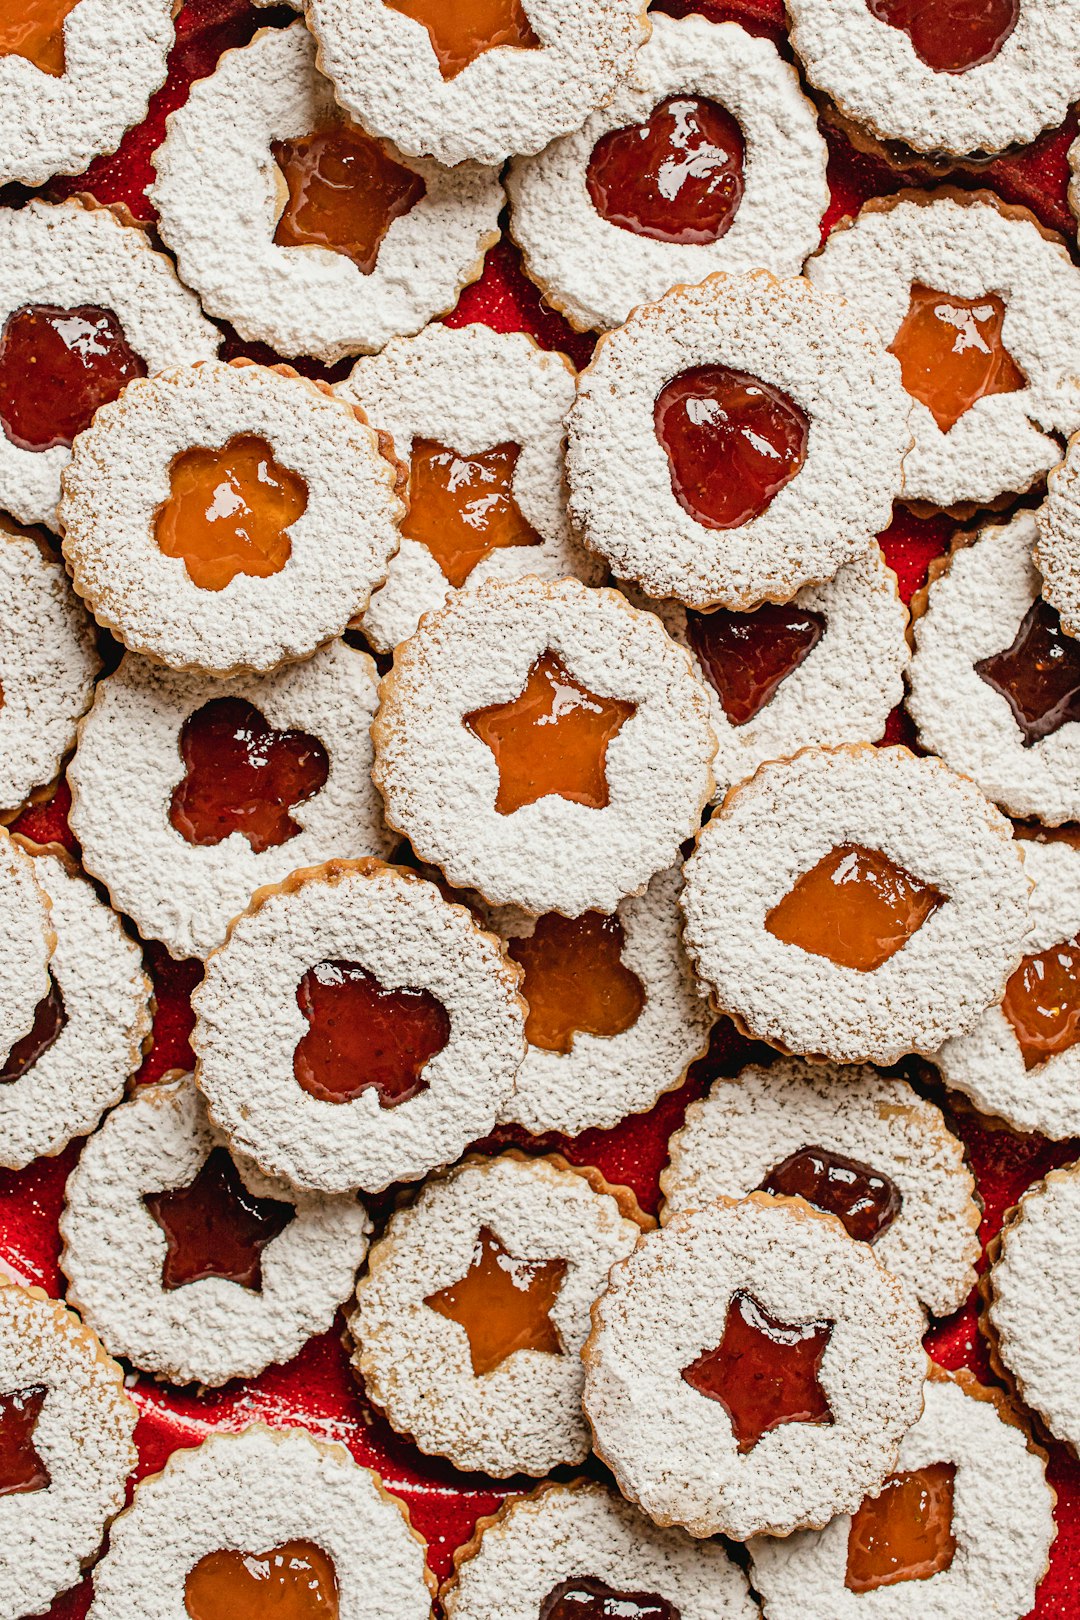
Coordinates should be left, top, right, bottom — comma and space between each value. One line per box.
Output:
293, 959, 450, 1107
465, 651, 636, 816
1001, 936, 1080, 1070
424, 1224, 567, 1376
586, 95, 745, 246
272, 125, 425, 275
760, 1146, 902, 1243
0, 0, 81, 77
506, 911, 645, 1054
401, 439, 541, 588
888, 284, 1024, 434
686, 602, 826, 726
0, 1385, 50, 1496
184, 1541, 339, 1620
975, 596, 1080, 747
384, 0, 540, 79
539, 1579, 679, 1620
0, 304, 146, 453
0, 980, 65, 1084
765, 844, 945, 972
846, 1463, 957, 1592
865, 0, 1018, 72
143, 1148, 293, 1292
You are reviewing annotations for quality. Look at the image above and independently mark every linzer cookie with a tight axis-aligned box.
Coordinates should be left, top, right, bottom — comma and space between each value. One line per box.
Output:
87, 1425, 434, 1620
506, 13, 829, 333
0, 200, 219, 529
661, 1059, 980, 1317
443, 1480, 757, 1620
566, 272, 910, 609
748, 1367, 1055, 1620
0, 826, 56, 1058
486, 866, 714, 1136
1035, 430, 1080, 640
0, 1281, 137, 1620
150, 24, 503, 367
373, 577, 715, 916
304, 0, 650, 168
0, 519, 99, 817
350, 1151, 647, 1477
786, 0, 1080, 157
339, 323, 599, 653
61, 1072, 372, 1387
808, 193, 1080, 510
681, 745, 1029, 1065
58, 358, 404, 677
0, 845, 151, 1172
582, 1194, 926, 1540
193, 859, 526, 1194
68, 639, 395, 960
0, 0, 175, 184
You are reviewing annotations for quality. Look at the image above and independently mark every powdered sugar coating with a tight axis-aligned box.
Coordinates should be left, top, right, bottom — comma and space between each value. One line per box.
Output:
566, 273, 911, 609
339, 324, 600, 652
0, 523, 99, 814
59, 359, 404, 676
150, 24, 504, 367
938, 839, 1080, 1137
0, 828, 55, 1053
487, 866, 714, 1135
68, 639, 395, 960
681, 746, 1030, 1064
0, 1282, 137, 1620
583, 1195, 926, 1539
350, 1153, 644, 1477
0, 200, 219, 529
87, 1425, 433, 1620
507, 14, 829, 333
788, 0, 1080, 156
61, 1073, 371, 1387
0, 848, 151, 1171
373, 577, 716, 915
748, 1371, 1055, 1620
661, 1059, 980, 1317
630, 548, 908, 802
808, 194, 1080, 508
194, 860, 526, 1194
0, 0, 174, 184
908, 514, 1080, 823
444, 1480, 757, 1620
305, 0, 650, 168
1035, 430, 1080, 639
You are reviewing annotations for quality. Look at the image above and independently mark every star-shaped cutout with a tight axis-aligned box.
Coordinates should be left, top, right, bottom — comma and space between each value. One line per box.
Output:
975, 595, 1080, 746
402, 440, 540, 588
425, 1225, 567, 1376
0, 0, 82, 77
465, 651, 636, 816
888, 283, 1024, 434
143, 1147, 293, 1292
384, 0, 540, 80
0, 1384, 50, 1496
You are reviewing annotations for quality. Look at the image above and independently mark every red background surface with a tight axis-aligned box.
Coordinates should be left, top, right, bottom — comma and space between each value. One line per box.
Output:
3, 0, 1080, 1613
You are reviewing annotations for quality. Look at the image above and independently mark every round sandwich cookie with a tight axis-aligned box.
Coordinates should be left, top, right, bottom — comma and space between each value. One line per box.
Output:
1035, 428, 1080, 641
680, 745, 1030, 1065
350, 1151, 648, 1478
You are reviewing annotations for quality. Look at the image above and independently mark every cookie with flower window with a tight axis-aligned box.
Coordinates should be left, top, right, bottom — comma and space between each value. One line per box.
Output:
151, 24, 504, 367
808, 192, 1080, 511
1035, 429, 1080, 641
0, 199, 219, 529
680, 745, 1030, 1066
68, 638, 394, 960
350, 1151, 648, 1478
58, 358, 404, 677
507, 13, 829, 333
339, 322, 600, 653
566, 271, 910, 610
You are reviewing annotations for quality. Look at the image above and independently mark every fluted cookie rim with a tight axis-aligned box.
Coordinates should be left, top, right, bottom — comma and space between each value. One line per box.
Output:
1035, 429, 1080, 640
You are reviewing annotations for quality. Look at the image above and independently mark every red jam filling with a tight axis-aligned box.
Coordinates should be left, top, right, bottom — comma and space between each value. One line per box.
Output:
846, 1463, 957, 1591
184, 1540, 339, 1620
293, 959, 450, 1107
384, 0, 540, 79
424, 1225, 567, 1377
888, 284, 1024, 433
760, 1146, 902, 1242
0, 0, 82, 76
686, 602, 826, 726
0, 1385, 50, 1495
975, 596, 1080, 747
682, 1290, 833, 1453
506, 911, 646, 1054
865, 0, 1018, 72
765, 844, 945, 972
0, 304, 146, 452
0, 980, 65, 1084
401, 439, 541, 588
272, 125, 425, 275
143, 1148, 293, 1292
586, 95, 745, 245
1001, 935, 1080, 1070
538, 1578, 680, 1620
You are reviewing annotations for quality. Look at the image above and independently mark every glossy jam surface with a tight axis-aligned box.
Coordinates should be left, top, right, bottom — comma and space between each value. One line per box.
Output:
0, 1385, 50, 1496
184, 1541, 339, 1620
465, 651, 636, 815
846, 1463, 957, 1592
760, 1146, 902, 1242
687, 602, 826, 726
154, 434, 308, 593
169, 697, 329, 855
0, 304, 146, 452
144, 1148, 293, 1292
401, 439, 541, 588
507, 910, 645, 1054
586, 95, 745, 245
975, 596, 1080, 747
765, 844, 945, 972
1002, 936, 1080, 1069
682, 1290, 833, 1453
0, 980, 65, 1084
654, 365, 809, 530
384, 0, 539, 78
538, 1578, 679, 1620
293, 959, 450, 1107
888, 284, 1024, 433
425, 1225, 567, 1376
272, 125, 425, 275
0, 0, 81, 76
865, 0, 1018, 71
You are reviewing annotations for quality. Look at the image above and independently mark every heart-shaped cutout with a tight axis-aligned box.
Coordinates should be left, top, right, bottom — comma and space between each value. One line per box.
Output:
184, 1540, 338, 1620
586, 94, 745, 245
865, 0, 1018, 72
